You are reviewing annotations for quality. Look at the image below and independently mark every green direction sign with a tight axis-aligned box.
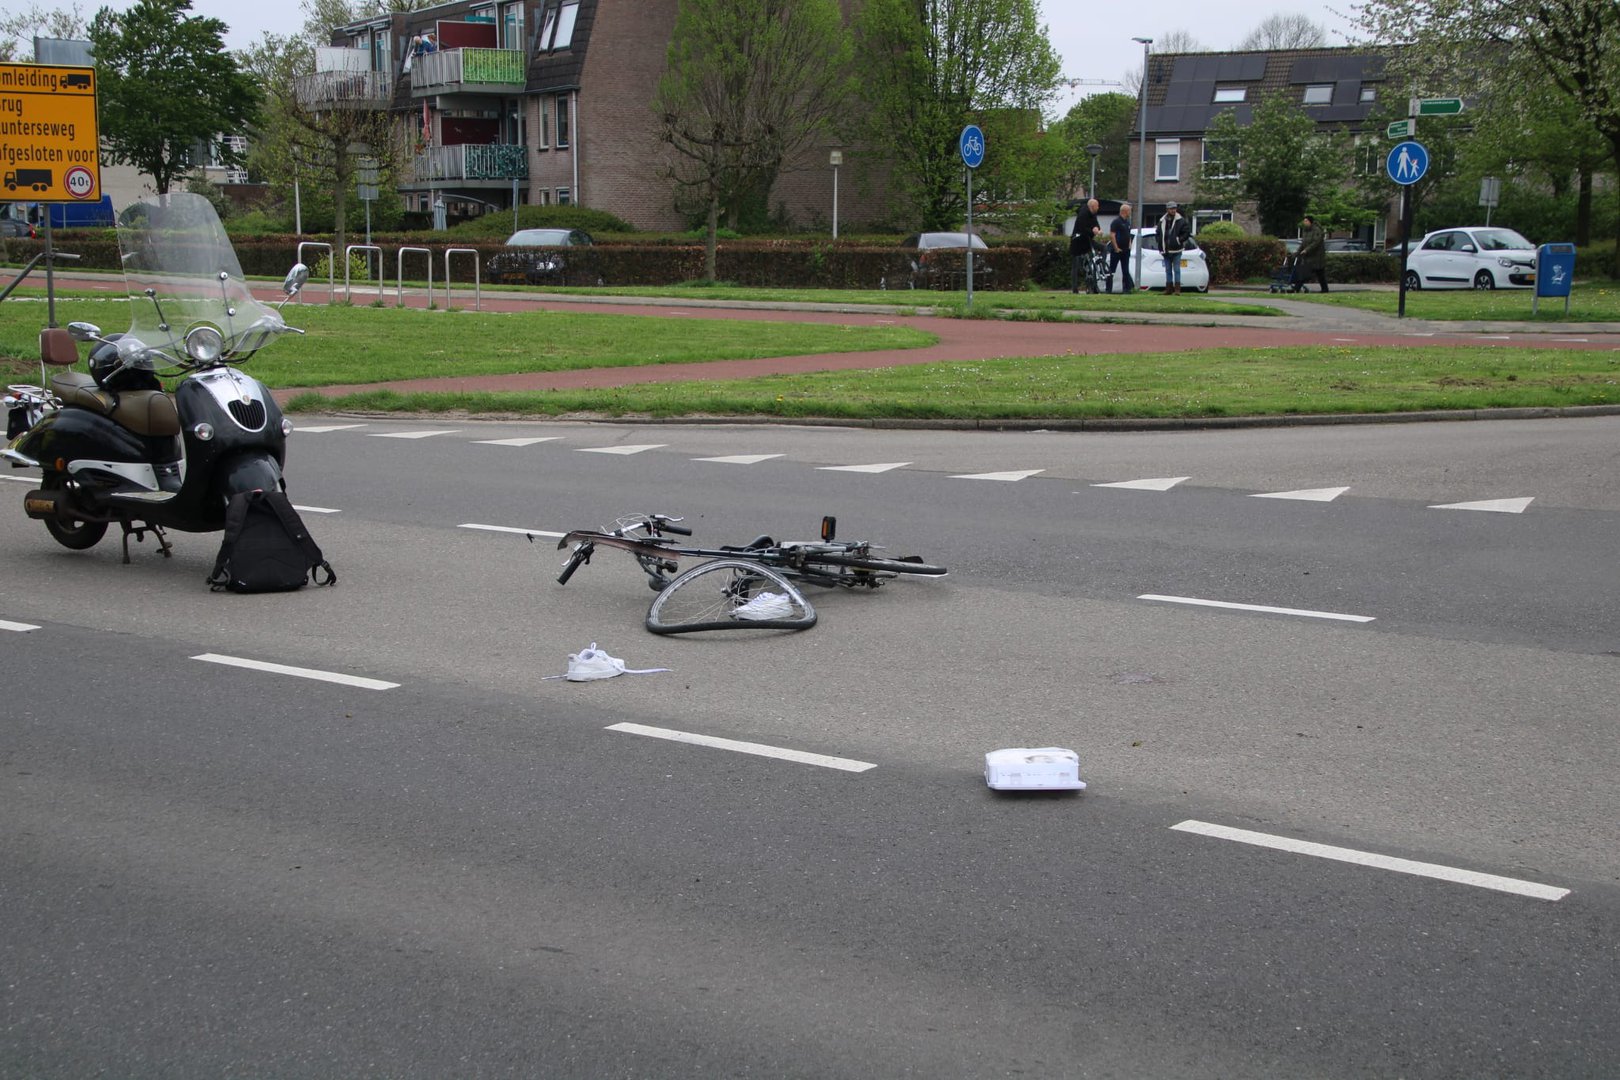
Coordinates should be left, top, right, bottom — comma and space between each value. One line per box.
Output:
1387, 118, 1413, 139
1412, 97, 1463, 116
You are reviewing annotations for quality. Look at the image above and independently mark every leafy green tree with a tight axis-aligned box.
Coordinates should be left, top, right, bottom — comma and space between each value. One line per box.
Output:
850, 0, 1061, 230
1356, 0, 1620, 273
655, 0, 852, 280
88, 0, 259, 195
1194, 91, 1348, 236
1047, 91, 1136, 201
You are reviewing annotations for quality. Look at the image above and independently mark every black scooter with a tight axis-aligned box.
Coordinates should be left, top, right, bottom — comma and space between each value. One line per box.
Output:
3, 192, 308, 563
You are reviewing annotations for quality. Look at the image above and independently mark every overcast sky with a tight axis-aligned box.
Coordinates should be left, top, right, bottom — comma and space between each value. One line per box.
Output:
190, 0, 1361, 115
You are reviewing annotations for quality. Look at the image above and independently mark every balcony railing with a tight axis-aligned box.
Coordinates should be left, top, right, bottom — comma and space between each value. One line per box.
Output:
411, 48, 527, 94
411, 143, 529, 184
293, 69, 394, 110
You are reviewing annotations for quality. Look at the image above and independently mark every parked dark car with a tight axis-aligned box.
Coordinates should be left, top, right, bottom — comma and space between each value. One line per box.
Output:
886, 231, 991, 290
1325, 238, 1371, 252
487, 227, 596, 286
0, 218, 36, 238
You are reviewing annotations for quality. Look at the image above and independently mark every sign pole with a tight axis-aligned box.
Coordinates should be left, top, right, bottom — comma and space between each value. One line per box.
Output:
1397, 185, 1411, 319
966, 167, 974, 309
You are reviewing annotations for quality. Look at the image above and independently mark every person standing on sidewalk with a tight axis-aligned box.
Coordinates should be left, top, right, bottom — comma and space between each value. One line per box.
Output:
1107, 203, 1135, 293
1297, 214, 1329, 293
1155, 203, 1191, 295
1069, 198, 1102, 293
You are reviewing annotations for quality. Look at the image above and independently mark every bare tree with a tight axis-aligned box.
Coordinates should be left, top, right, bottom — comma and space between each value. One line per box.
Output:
1121, 29, 1205, 96
0, 2, 85, 61
1239, 14, 1329, 50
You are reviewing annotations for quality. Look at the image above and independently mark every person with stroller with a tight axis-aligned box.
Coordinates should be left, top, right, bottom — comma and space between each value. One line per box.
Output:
1069, 198, 1103, 293
1155, 202, 1191, 295
1296, 214, 1329, 292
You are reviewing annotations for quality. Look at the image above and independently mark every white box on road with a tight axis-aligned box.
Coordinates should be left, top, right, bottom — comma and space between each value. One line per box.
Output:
984, 747, 1086, 791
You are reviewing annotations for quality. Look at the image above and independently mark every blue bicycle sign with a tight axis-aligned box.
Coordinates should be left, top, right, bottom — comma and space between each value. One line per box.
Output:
959, 125, 986, 169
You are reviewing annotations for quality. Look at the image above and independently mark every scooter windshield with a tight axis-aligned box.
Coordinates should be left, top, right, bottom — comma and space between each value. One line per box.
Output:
116, 192, 285, 367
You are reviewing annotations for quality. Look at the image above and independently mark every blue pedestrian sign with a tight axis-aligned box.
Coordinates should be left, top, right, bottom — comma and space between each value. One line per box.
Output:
959, 125, 985, 169
1386, 140, 1429, 185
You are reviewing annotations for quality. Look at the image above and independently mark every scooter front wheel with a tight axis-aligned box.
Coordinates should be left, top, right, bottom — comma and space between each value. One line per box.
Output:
41, 471, 108, 551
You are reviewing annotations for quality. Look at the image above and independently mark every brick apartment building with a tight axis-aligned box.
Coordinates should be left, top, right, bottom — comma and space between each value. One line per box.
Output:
1126, 46, 1395, 242
294, 0, 866, 232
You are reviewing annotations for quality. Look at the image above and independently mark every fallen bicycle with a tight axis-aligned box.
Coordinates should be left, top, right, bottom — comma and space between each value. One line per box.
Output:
539, 513, 947, 634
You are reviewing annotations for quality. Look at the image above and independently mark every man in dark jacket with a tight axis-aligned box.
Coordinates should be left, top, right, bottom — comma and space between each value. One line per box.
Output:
1154, 202, 1191, 295
1069, 198, 1102, 293
1297, 214, 1329, 292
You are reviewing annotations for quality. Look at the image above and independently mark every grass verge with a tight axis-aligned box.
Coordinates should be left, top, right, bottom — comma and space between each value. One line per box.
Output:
1279, 282, 1620, 322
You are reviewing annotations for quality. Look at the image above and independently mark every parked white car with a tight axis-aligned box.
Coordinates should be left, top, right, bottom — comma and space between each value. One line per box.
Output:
1101, 228, 1211, 293
1404, 227, 1536, 290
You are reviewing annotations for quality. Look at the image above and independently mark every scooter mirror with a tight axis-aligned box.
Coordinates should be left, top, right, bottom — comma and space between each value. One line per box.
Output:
67, 321, 101, 341
283, 263, 310, 296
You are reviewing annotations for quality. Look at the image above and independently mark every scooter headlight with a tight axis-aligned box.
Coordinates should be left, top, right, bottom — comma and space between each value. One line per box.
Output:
281, 418, 293, 437
185, 325, 225, 364
192, 422, 215, 441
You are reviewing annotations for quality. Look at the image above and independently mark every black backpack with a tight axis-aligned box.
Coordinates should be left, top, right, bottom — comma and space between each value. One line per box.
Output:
208, 490, 337, 593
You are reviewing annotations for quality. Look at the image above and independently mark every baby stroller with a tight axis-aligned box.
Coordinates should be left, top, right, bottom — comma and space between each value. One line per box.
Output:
1269, 254, 1307, 293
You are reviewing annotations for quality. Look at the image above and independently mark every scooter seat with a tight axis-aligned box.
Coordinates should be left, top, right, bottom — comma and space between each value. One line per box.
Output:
51, 371, 115, 414
113, 390, 180, 437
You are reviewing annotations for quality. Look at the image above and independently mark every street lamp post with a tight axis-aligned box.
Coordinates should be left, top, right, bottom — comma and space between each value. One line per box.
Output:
830, 150, 843, 239
1131, 37, 1152, 292
1085, 143, 1103, 199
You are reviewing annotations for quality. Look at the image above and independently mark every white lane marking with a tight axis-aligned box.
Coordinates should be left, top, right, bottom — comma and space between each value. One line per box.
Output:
1553, 337, 1589, 343
1139, 594, 1375, 623
951, 469, 1045, 482
292, 505, 341, 514
1429, 497, 1534, 514
460, 523, 565, 538
295, 424, 368, 433
475, 437, 563, 447
191, 653, 399, 690
607, 722, 877, 773
1333, 337, 1357, 342
1092, 476, 1189, 491
1, 619, 41, 632
1097, 327, 1123, 333
694, 454, 785, 464
0, 475, 35, 483
576, 444, 666, 455
369, 429, 460, 440
1475, 335, 1511, 341
818, 462, 911, 473
1171, 820, 1570, 902
1251, 486, 1350, 502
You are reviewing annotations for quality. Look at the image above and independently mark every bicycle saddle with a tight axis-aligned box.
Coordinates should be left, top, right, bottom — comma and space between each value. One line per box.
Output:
720, 535, 775, 552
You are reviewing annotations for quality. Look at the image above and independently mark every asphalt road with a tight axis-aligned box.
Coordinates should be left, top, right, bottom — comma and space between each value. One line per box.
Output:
3, 415, 1617, 1077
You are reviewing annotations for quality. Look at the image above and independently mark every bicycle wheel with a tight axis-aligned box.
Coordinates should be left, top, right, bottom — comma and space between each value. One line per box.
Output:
646, 559, 816, 635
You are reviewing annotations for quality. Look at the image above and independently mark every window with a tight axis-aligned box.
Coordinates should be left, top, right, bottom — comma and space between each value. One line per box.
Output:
539, 189, 552, 206
535, 1, 579, 52
554, 2, 578, 48
1212, 86, 1245, 104
556, 95, 570, 148
1355, 142, 1381, 176
1155, 138, 1179, 181
500, 2, 523, 49
1360, 85, 1377, 103
536, 98, 549, 148
1202, 139, 1239, 179
1302, 84, 1333, 105
556, 187, 571, 206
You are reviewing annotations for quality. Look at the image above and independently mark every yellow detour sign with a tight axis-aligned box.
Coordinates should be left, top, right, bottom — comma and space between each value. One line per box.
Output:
0, 63, 100, 203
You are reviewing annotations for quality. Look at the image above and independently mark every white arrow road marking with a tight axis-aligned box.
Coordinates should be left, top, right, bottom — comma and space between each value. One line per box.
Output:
475, 437, 563, 447
1429, 497, 1534, 514
694, 454, 785, 464
1092, 476, 1190, 491
951, 469, 1045, 482
607, 723, 876, 773
576, 444, 666, 455
1251, 486, 1350, 502
1, 619, 40, 632
1172, 820, 1569, 901
295, 424, 368, 433
192, 653, 399, 690
460, 523, 565, 538
292, 505, 341, 514
369, 429, 460, 440
1139, 594, 1375, 623
818, 462, 911, 473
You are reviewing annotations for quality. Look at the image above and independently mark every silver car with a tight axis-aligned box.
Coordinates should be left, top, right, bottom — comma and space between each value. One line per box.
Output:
1404, 227, 1536, 290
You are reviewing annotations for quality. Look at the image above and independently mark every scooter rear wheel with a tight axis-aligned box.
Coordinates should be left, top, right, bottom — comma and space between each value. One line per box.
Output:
41, 471, 108, 551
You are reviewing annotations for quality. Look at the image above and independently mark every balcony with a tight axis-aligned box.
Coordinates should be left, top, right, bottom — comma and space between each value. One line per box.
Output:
293, 69, 394, 110
411, 48, 527, 95
408, 143, 529, 187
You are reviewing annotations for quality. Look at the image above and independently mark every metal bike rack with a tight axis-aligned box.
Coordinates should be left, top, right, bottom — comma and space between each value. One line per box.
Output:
344, 244, 385, 305
444, 247, 481, 311
296, 241, 334, 303
396, 245, 433, 308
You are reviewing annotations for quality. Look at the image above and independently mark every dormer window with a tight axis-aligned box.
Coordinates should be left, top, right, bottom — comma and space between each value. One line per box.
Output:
1303, 84, 1333, 105
1212, 86, 1246, 104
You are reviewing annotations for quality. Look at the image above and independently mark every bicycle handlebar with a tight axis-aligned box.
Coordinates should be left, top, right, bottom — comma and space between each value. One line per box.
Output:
557, 539, 593, 584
